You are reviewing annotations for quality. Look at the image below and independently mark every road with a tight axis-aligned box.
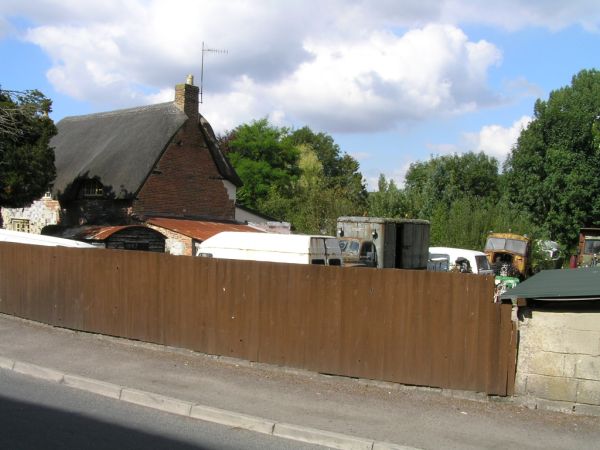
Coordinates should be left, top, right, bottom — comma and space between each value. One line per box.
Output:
0, 369, 323, 450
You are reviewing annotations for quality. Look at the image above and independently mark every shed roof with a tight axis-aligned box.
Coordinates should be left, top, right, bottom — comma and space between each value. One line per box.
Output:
337, 216, 429, 225
147, 218, 260, 241
74, 225, 165, 241
501, 267, 600, 301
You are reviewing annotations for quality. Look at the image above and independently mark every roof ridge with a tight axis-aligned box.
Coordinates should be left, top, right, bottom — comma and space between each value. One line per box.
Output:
59, 102, 180, 122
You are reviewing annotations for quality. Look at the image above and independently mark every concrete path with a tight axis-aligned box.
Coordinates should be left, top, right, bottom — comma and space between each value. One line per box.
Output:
0, 313, 598, 450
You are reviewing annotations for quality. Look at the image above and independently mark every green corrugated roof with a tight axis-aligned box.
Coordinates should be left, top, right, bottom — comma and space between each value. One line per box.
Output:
501, 267, 600, 301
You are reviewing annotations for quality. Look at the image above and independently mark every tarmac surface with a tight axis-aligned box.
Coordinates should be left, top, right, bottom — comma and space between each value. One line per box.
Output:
0, 313, 599, 450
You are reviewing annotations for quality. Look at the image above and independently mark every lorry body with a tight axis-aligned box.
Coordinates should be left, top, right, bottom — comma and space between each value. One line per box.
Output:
578, 228, 600, 267
196, 231, 343, 266
484, 232, 531, 279
336, 217, 430, 269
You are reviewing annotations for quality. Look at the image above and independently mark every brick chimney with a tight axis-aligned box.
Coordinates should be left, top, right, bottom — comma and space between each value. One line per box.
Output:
174, 75, 199, 122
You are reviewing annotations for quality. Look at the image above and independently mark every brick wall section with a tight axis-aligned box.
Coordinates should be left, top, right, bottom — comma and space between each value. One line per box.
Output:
515, 308, 600, 416
132, 121, 235, 220
174, 82, 199, 123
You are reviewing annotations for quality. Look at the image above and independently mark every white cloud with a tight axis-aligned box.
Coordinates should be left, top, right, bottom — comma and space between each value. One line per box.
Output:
267, 24, 501, 132
463, 115, 532, 161
20, 3, 503, 133
2, 0, 596, 135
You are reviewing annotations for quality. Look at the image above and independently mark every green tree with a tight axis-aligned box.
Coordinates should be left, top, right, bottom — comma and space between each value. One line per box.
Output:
368, 174, 407, 218
429, 196, 539, 250
260, 145, 358, 235
221, 120, 367, 232
218, 118, 300, 209
404, 152, 500, 218
0, 89, 56, 208
504, 69, 600, 250
285, 126, 368, 209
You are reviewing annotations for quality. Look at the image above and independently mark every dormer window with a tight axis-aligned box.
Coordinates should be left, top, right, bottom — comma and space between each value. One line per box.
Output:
83, 179, 104, 198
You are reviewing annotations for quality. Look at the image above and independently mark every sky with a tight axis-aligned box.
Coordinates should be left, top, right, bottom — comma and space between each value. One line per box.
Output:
1, 0, 599, 190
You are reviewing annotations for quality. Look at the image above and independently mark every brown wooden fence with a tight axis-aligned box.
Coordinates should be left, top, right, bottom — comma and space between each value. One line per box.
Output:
0, 242, 516, 395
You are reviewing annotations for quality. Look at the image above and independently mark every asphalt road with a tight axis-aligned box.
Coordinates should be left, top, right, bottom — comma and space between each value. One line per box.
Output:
1, 314, 600, 450
0, 369, 323, 450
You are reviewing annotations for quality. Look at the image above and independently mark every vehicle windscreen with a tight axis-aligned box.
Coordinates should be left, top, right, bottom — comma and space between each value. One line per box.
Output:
428, 253, 449, 272
584, 238, 600, 254
475, 255, 491, 271
325, 238, 341, 251
485, 237, 528, 255
339, 239, 360, 254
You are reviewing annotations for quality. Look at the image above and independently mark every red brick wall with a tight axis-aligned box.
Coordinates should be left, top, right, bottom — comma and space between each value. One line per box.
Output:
133, 120, 235, 220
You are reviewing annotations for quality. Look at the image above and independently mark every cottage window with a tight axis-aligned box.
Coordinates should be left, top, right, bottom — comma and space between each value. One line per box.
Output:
11, 219, 30, 233
83, 180, 104, 198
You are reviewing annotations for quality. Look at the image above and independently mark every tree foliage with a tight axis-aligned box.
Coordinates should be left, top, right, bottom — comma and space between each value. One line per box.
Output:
368, 152, 538, 252
0, 89, 56, 208
220, 119, 367, 234
504, 69, 600, 250
218, 118, 300, 209
404, 152, 500, 218
285, 126, 367, 206
367, 174, 406, 218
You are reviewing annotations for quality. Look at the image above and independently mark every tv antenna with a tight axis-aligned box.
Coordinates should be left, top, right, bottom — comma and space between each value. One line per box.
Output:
200, 41, 227, 104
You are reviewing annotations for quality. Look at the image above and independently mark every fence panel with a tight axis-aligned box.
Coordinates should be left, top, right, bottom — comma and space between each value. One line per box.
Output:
0, 242, 514, 395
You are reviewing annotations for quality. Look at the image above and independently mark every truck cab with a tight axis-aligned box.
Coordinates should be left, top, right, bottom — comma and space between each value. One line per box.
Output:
578, 228, 600, 267
484, 232, 531, 279
338, 238, 377, 267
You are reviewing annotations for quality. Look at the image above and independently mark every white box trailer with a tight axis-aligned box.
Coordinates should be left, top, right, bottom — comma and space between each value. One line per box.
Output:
0, 229, 95, 248
196, 231, 343, 266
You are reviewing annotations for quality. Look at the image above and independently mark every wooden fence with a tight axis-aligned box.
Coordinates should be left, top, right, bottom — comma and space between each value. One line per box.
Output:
0, 242, 516, 395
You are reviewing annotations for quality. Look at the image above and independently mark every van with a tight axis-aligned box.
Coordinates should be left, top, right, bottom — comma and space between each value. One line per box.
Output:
196, 232, 343, 266
428, 247, 493, 275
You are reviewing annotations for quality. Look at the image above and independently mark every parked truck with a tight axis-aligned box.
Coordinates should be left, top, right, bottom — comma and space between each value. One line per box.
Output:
336, 217, 430, 269
577, 227, 600, 267
484, 232, 531, 279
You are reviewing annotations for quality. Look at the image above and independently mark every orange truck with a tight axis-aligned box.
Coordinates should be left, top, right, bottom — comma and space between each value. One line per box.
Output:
484, 232, 531, 279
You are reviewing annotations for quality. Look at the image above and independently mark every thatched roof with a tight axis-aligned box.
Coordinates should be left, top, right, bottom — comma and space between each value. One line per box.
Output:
51, 101, 241, 201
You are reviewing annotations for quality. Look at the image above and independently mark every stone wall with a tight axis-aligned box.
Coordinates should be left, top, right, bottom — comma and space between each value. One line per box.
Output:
146, 224, 192, 256
515, 307, 600, 416
1, 196, 60, 234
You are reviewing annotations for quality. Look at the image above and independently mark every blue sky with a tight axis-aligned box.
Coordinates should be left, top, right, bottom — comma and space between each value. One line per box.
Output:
1, 1, 599, 189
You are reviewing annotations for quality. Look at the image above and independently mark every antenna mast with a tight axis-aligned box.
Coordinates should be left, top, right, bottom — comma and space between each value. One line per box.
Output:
200, 41, 228, 104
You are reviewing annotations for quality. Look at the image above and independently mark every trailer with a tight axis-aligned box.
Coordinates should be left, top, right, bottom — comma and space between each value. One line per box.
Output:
0, 229, 95, 248
336, 217, 430, 269
196, 231, 343, 266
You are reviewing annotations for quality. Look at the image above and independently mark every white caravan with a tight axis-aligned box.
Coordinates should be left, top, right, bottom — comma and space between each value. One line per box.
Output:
196, 232, 343, 266
0, 229, 96, 248
428, 246, 493, 275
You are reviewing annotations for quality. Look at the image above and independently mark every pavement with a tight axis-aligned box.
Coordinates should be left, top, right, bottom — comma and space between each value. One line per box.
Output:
0, 313, 599, 450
